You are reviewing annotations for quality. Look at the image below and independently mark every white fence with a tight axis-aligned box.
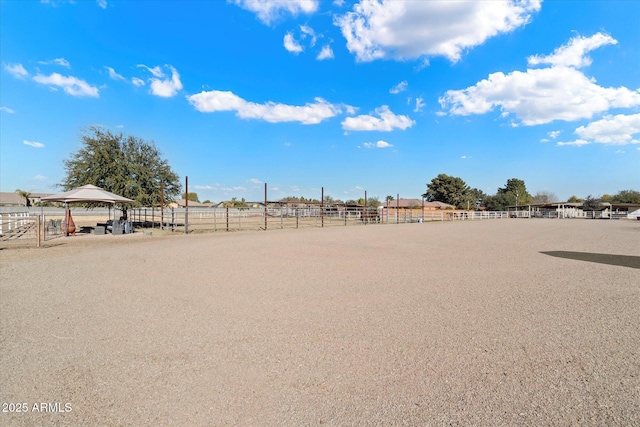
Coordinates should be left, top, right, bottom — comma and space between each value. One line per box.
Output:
0, 212, 32, 235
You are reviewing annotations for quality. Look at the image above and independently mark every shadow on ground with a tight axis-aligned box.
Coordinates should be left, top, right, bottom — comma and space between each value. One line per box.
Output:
541, 251, 640, 269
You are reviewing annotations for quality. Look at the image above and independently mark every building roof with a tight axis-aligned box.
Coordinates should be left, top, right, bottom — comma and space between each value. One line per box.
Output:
383, 198, 454, 209
172, 199, 208, 207
0, 192, 54, 206
0, 192, 23, 206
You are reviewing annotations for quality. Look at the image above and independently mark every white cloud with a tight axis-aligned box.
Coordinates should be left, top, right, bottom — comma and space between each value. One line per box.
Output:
53, 58, 70, 68
556, 139, 590, 147
39, 58, 71, 68
5, 63, 29, 79
138, 65, 183, 97
300, 25, 317, 47
137, 64, 164, 77
548, 130, 561, 139
32, 73, 99, 97
231, 0, 318, 25
527, 33, 617, 68
24, 140, 45, 148
343, 104, 357, 115
414, 97, 425, 112
389, 80, 407, 94
105, 66, 125, 80
194, 185, 214, 190
317, 45, 334, 60
335, 0, 541, 62
362, 140, 393, 148
284, 32, 303, 54
33, 174, 49, 181
439, 34, 640, 126
342, 105, 414, 131
248, 178, 262, 184
286, 25, 328, 56
97, 0, 107, 9
0, 106, 15, 113
558, 113, 640, 146
131, 77, 145, 87
188, 90, 342, 124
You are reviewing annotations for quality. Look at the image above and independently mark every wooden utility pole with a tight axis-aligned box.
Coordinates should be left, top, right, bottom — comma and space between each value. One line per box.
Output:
321, 187, 324, 228
184, 176, 189, 234
160, 184, 164, 230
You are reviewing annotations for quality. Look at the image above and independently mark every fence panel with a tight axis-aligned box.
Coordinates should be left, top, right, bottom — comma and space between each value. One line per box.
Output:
0, 207, 517, 243
124, 207, 513, 234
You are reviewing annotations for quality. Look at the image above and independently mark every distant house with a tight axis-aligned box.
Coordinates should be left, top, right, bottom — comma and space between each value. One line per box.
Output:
210, 201, 265, 209
0, 192, 53, 207
0, 192, 23, 207
169, 199, 208, 208
382, 198, 455, 211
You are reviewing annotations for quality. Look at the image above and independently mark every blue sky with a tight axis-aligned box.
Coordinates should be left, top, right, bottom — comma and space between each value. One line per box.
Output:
1, 0, 639, 203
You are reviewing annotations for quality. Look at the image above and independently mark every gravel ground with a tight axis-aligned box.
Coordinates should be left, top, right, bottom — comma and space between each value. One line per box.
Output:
1, 219, 639, 426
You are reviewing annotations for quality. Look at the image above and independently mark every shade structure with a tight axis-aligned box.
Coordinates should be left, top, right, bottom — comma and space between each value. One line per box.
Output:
41, 185, 134, 237
41, 184, 134, 204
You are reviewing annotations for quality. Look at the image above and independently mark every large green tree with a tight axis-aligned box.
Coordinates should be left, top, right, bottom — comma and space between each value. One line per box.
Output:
499, 178, 532, 205
423, 174, 471, 209
567, 195, 583, 203
583, 194, 603, 211
469, 188, 487, 210
355, 196, 380, 208
62, 127, 181, 216
611, 189, 640, 204
483, 193, 510, 211
483, 178, 532, 211
182, 192, 200, 203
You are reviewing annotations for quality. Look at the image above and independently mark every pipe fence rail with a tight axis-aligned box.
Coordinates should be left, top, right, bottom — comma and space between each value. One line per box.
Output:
123, 207, 512, 234
7, 203, 632, 246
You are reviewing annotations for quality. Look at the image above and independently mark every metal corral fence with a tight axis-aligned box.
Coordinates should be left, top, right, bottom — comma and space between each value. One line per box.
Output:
4, 204, 637, 246
0, 208, 513, 237
0, 207, 514, 244
125, 206, 512, 234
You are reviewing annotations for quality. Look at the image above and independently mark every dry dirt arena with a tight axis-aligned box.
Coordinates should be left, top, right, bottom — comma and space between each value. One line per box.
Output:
1, 219, 639, 426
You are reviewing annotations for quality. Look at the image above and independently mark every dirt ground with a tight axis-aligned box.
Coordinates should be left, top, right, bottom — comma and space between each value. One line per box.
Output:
1, 219, 639, 426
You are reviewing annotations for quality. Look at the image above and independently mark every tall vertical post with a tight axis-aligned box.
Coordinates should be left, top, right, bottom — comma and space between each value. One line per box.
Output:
185, 176, 189, 234
396, 193, 399, 224
36, 215, 41, 248
264, 183, 268, 231
422, 196, 425, 222
364, 190, 368, 224
160, 184, 164, 230
321, 187, 324, 228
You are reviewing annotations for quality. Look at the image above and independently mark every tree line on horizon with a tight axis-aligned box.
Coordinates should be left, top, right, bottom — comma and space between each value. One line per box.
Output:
420, 173, 640, 211
12, 129, 639, 212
